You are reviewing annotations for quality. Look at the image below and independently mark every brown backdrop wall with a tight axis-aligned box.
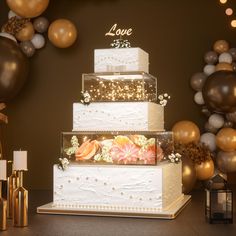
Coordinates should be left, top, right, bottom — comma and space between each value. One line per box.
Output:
0, 0, 235, 189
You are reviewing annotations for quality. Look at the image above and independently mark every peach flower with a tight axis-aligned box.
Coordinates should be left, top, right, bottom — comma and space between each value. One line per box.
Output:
75, 139, 100, 161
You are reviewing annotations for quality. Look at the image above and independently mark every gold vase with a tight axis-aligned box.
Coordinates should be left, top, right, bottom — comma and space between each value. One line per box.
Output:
13, 171, 28, 227
7, 170, 18, 219
0, 181, 7, 231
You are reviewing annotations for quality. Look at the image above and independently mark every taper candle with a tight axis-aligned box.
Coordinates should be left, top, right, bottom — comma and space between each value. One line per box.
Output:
13, 151, 27, 171
0, 160, 6, 181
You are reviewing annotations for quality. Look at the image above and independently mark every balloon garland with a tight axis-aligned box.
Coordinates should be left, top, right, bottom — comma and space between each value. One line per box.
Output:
172, 39, 236, 193
191, 40, 236, 173
0, 0, 78, 102
171, 40, 236, 193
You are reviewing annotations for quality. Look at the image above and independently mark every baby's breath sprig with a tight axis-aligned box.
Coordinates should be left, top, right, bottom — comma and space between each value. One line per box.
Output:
58, 157, 70, 171
80, 90, 91, 105
165, 152, 181, 164
158, 93, 171, 107
111, 39, 131, 48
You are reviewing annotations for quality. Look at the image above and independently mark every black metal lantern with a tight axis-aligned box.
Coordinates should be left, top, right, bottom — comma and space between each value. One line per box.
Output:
205, 174, 233, 224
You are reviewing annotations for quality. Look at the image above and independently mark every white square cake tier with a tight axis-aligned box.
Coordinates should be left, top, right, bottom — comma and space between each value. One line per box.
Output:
53, 162, 183, 211
94, 47, 149, 73
73, 102, 164, 131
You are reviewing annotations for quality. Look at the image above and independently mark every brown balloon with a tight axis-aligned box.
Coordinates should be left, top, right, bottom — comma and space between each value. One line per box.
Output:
217, 151, 236, 173
0, 37, 29, 102
232, 62, 236, 72
172, 120, 200, 144
190, 72, 207, 91
204, 51, 218, 65
182, 156, 197, 194
226, 111, 236, 123
202, 71, 236, 113
229, 48, 236, 61
195, 159, 214, 180
201, 106, 212, 117
223, 120, 234, 128
213, 40, 229, 54
16, 22, 34, 42
216, 128, 236, 151
6, 0, 49, 18
204, 122, 218, 134
215, 62, 233, 72
33, 17, 49, 33
20, 41, 35, 57
48, 19, 77, 48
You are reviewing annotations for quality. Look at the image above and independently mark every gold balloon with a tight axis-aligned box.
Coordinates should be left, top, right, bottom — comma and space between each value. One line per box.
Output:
6, 0, 49, 18
215, 62, 233, 72
182, 156, 197, 194
16, 22, 34, 42
48, 19, 77, 48
195, 159, 215, 180
213, 40, 229, 54
172, 120, 200, 144
216, 127, 236, 152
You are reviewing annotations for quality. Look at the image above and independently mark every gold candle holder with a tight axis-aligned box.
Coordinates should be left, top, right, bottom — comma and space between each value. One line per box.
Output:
13, 171, 28, 227
7, 165, 19, 219
0, 181, 7, 231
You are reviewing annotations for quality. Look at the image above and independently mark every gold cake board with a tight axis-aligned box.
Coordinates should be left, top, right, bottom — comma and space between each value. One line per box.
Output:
37, 195, 191, 219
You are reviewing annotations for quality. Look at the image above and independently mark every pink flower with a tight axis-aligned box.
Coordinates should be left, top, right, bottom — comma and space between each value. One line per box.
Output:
139, 145, 163, 164
110, 143, 140, 164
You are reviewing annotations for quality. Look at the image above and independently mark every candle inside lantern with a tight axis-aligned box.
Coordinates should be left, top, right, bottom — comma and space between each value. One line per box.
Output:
13, 151, 27, 171
0, 160, 7, 180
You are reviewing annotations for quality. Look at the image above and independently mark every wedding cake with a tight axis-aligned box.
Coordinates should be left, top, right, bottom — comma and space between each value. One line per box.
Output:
38, 46, 190, 218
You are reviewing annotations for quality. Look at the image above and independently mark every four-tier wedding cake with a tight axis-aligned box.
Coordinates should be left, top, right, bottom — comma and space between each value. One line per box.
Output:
37, 46, 190, 218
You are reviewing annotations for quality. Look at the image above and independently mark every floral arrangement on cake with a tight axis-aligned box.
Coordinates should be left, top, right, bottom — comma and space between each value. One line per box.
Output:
58, 134, 165, 170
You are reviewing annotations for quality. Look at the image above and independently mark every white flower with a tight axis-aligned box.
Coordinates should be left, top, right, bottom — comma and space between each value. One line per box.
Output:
158, 95, 164, 100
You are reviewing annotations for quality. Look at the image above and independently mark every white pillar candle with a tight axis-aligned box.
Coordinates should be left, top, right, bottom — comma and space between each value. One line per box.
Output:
0, 160, 7, 180
13, 151, 27, 171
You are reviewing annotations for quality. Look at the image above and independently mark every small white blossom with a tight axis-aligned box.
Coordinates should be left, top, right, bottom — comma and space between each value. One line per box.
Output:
59, 157, 70, 170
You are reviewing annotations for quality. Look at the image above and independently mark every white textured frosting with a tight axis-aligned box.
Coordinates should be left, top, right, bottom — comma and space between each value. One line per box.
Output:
73, 102, 164, 131
94, 47, 149, 73
53, 162, 182, 210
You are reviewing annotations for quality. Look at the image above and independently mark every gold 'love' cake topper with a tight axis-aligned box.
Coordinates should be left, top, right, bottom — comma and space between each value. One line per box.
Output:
105, 23, 132, 48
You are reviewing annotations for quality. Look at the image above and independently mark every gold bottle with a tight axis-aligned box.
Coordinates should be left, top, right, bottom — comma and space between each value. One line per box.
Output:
7, 168, 18, 219
13, 171, 28, 227
0, 181, 7, 231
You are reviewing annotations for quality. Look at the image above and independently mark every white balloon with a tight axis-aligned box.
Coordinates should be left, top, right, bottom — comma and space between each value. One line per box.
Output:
203, 64, 215, 76
8, 10, 21, 19
194, 91, 204, 105
208, 114, 224, 129
218, 52, 233, 64
31, 34, 45, 49
0, 32, 17, 42
200, 132, 216, 152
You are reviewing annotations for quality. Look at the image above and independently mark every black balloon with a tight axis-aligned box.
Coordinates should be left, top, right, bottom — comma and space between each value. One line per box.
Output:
20, 41, 35, 57
204, 51, 218, 65
190, 72, 207, 91
0, 37, 29, 102
202, 71, 236, 113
